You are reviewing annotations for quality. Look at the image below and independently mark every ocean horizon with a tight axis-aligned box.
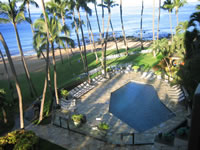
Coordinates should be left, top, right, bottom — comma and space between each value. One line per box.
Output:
0, 1, 198, 56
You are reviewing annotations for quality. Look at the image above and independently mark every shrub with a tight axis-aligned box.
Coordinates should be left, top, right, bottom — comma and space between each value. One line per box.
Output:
132, 66, 140, 70
155, 70, 162, 75
60, 89, 69, 99
98, 122, 110, 131
0, 130, 38, 150
71, 114, 83, 122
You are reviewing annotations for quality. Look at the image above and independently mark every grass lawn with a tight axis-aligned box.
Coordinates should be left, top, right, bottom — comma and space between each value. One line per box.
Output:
0, 47, 162, 124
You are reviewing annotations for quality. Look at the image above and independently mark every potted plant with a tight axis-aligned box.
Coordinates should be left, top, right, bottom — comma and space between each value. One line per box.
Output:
132, 65, 140, 72
98, 122, 110, 136
71, 114, 86, 127
60, 89, 69, 100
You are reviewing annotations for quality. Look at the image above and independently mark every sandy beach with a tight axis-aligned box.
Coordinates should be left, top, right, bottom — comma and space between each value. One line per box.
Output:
0, 38, 152, 80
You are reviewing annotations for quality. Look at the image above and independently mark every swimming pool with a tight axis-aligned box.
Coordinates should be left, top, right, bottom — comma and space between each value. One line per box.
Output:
109, 81, 175, 132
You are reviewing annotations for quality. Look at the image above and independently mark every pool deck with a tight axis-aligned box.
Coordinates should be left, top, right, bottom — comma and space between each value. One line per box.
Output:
26, 72, 188, 149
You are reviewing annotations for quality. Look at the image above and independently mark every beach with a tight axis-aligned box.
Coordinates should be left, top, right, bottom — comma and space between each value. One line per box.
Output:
0, 38, 152, 80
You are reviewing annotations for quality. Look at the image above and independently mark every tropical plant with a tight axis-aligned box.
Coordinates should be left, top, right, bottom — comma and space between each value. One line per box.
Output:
39, 0, 51, 122
120, 0, 128, 54
162, 0, 174, 42
46, 0, 74, 63
0, 0, 38, 98
60, 89, 69, 99
0, 32, 24, 129
99, 0, 119, 54
173, 0, 187, 25
20, 0, 39, 35
98, 122, 109, 130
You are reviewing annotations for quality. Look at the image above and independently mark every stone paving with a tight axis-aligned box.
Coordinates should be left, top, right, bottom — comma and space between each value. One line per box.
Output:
26, 71, 188, 149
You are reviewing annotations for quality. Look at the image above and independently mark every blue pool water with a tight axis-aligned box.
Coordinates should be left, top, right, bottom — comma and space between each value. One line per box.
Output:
109, 82, 175, 132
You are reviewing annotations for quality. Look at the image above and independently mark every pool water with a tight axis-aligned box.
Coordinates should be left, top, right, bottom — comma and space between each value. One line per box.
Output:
109, 82, 175, 132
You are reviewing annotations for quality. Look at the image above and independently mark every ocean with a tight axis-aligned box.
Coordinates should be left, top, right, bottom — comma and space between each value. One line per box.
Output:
0, 1, 198, 56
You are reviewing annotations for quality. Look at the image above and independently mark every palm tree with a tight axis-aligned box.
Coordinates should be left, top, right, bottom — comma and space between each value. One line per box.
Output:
162, 0, 174, 42
173, 0, 187, 25
21, 0, 39, 35
46, 0, 74, 62
140, 0, 144, 50
120, 0, 128, 54
0, 0, 38, 98
0, 49, 14, 98
67, 0, 86, 70
34, 15, 71, 107
157, 0, 161, 41
39, 0, 51, 122
74, 0, 91, 80
99, 0, 113, 77
0, 32, 24, 129
152, 0, 156, 57
100, 0, 119, 54
84, 2, 99, 63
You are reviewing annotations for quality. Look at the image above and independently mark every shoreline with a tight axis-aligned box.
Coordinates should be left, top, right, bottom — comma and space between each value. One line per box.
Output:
0, 38, 152, 80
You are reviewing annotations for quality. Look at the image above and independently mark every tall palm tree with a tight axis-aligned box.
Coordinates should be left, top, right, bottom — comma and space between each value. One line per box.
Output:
73, 0, 91, 80
152, 0, 156, 57
34, 15, 72, 107
99, 0, 113, 77
173, 0, 187, 25
67, 0, 86, 70
162, 0, 174, 42
21, 0, 39, 35
100, 0, 119, 54
46, 0, 74, 62
0, 0, 38, 98
0, 49, 14, 98
0, 32, 24, 129
140, 0, 144, 50
157, 0, 161, 41
120, 0, 128, 54
39, 0, 51, 122
84, 2, 99, 63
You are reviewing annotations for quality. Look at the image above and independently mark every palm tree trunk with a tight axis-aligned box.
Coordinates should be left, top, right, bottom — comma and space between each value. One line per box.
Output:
86, 19, 94, 52
58, 47, 64, 64
120, 0, 128, 54
0, 49, 14, 97
152, 0, 156, 57
140, 0, 144, 50
86, 12, 99, 63
103, 7, 112, 78
39, 0, 51, 122
157, 0, 161, 41
1, 107, 7, 124
101, 0, 105, 68
61, 14, 71, 63
110, 20, 119, 53
0, 32, 24, 129
77, 9, 90, 80
176, 9, 179, 25
13, 23, 38, 97
51, 42, 59, 105
72, 10, 86, 71
169, 11, 174, 42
